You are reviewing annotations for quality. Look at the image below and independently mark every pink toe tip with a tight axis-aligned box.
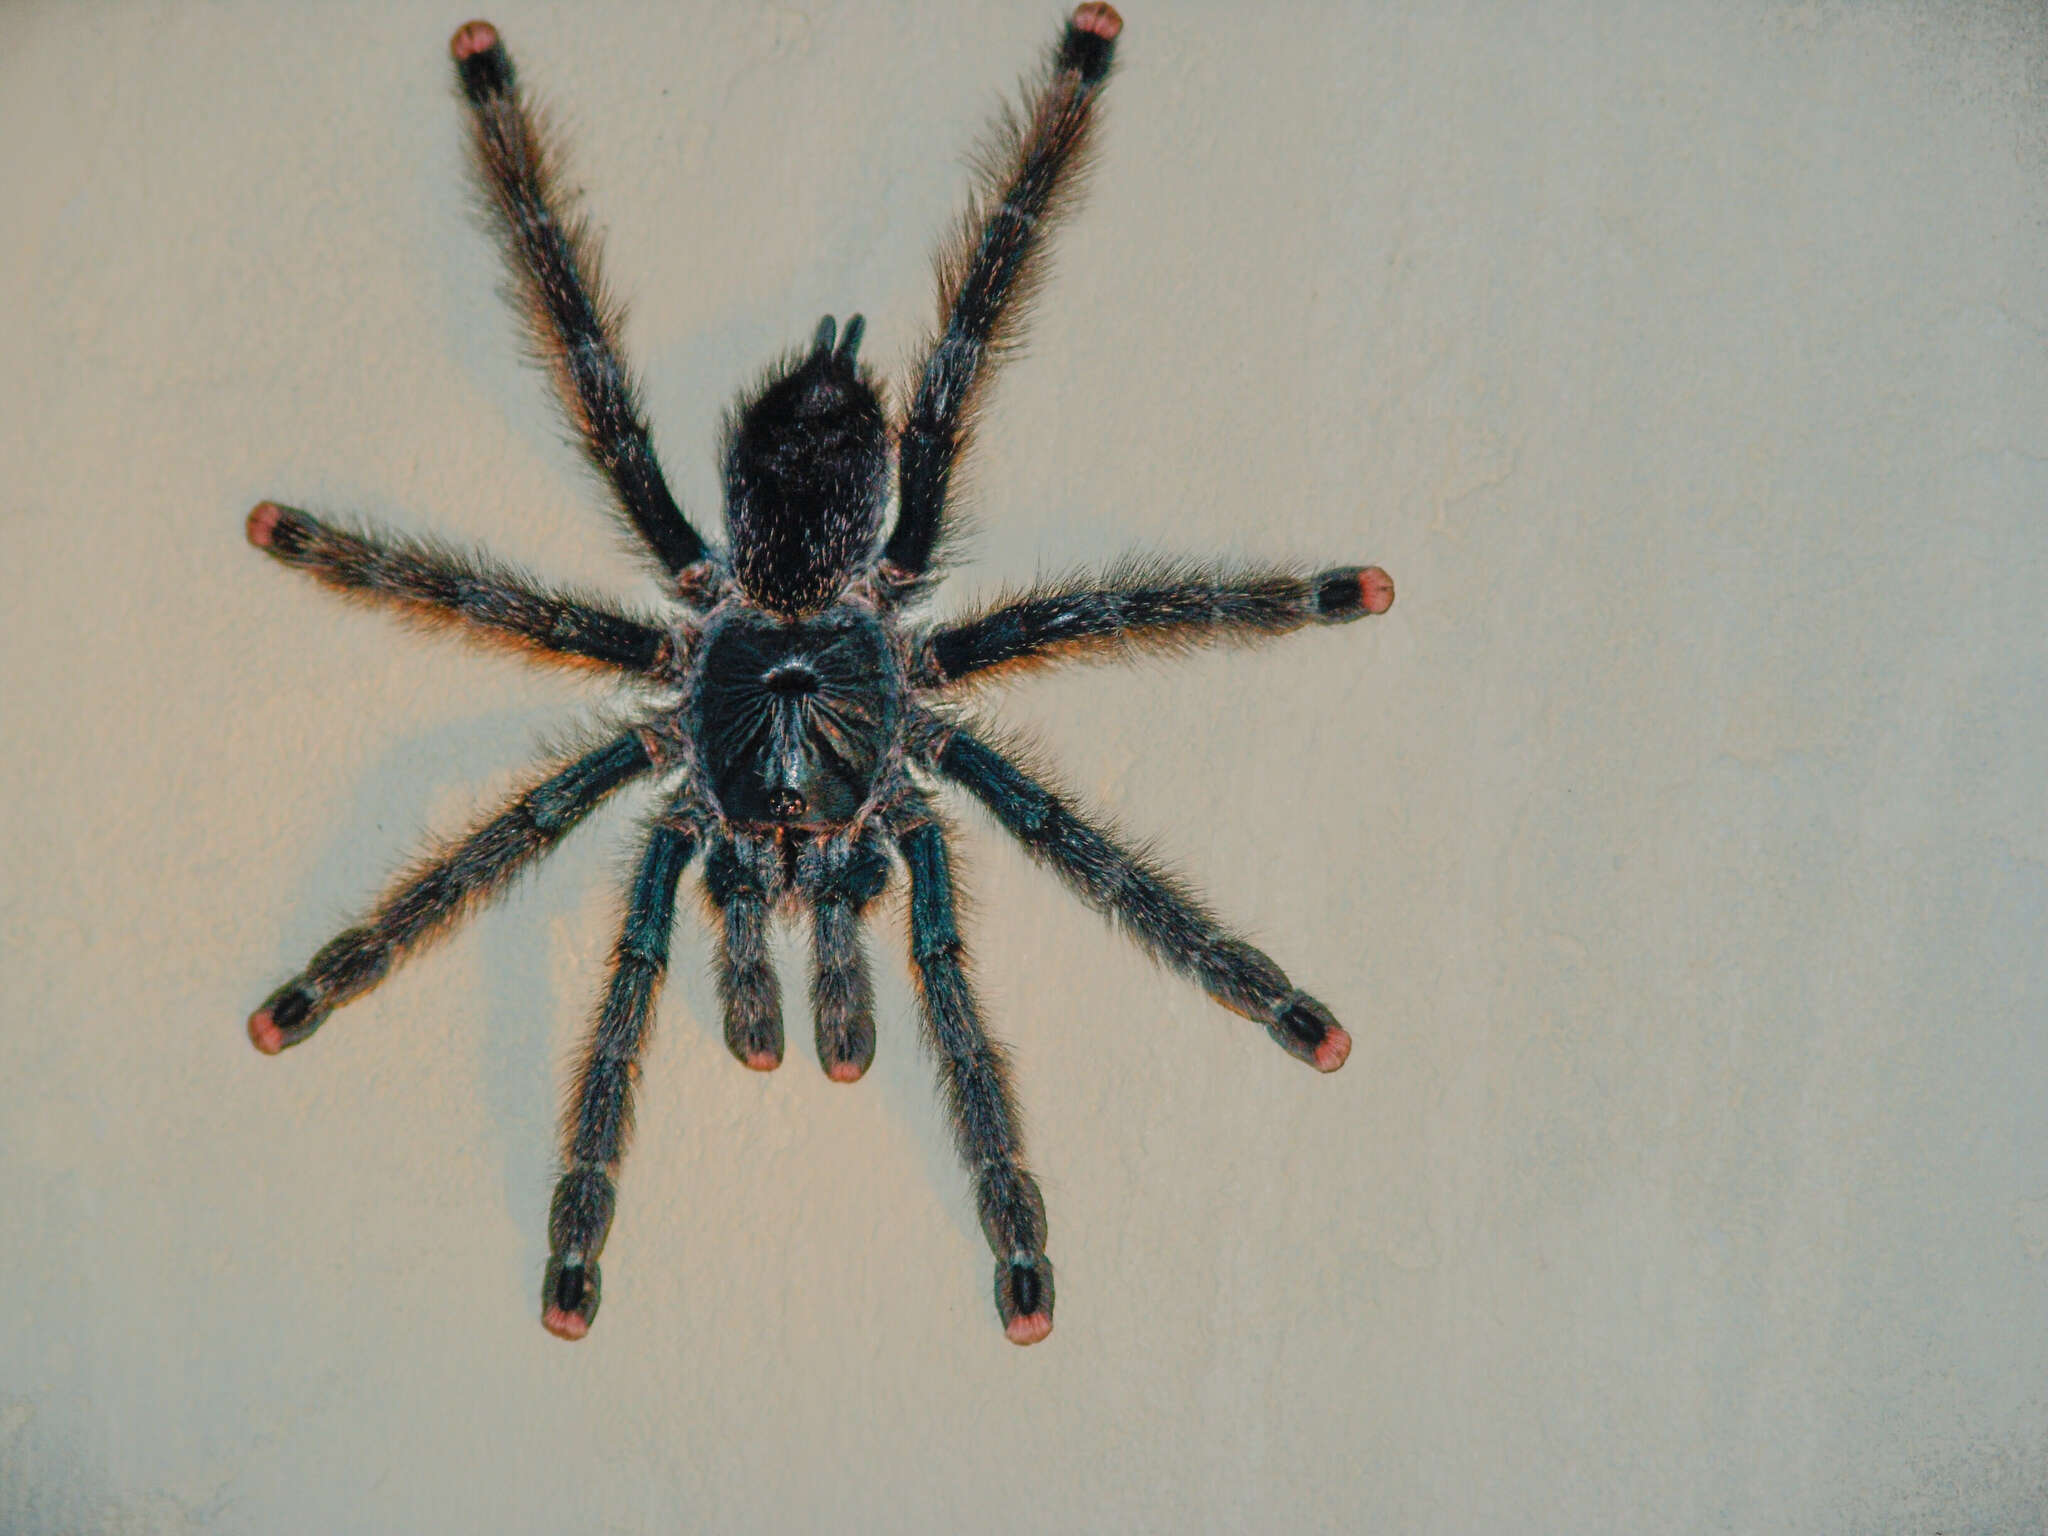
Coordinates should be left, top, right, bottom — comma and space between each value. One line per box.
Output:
743, 1050, 782, 1073
826, 1060, 866, 1083
1071, 3, 1122, 41
1358, 567, 1395, 615
245, 501, 281, 548
1006, 1312, 1054, 1346
247, 1008, 285, 1056
450, 20, 499, 60
541, 1306, 589, 1341
1313, 1026, 1352, 1073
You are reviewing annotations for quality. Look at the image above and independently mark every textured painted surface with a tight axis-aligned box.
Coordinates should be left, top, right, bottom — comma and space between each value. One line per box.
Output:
4, 1, 2047, 1530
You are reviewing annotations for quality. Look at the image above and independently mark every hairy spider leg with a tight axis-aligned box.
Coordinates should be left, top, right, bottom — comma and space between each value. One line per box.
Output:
797, 830, 893, 1082
882, 3, 1123, 586
894, 811, 1055, 1345
248, 732, 655, 1055
246, 502, 669, 673
916, 560, 1396, 685
452, 21, 708, 577
932, 723, 1351, 1073
701, 834, 786, 1071
545, 813, 701, 1340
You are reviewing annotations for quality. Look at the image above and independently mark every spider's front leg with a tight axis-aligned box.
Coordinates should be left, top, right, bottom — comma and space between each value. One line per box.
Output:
893, 808, 1054, 1345
247, 730, 654, 1053
545, 806, 701, 1340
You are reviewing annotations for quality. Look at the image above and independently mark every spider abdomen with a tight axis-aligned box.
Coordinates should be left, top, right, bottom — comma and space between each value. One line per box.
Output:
690, 606, 902, 828
723, 315, 888, 617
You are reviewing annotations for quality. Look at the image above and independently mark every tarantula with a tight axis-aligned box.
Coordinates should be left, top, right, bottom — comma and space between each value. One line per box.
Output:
245, 5, 1394, 1346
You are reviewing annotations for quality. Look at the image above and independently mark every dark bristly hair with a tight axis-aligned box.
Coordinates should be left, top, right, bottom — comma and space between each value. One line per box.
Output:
723, 315, 889, 617
243, 4, 1396, 1351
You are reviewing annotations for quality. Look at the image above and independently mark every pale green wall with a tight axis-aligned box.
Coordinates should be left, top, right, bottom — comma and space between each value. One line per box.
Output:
4, 1, 2046, 1530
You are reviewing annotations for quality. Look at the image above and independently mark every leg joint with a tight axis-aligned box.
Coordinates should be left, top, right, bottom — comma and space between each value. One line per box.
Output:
702, 837, 772, 904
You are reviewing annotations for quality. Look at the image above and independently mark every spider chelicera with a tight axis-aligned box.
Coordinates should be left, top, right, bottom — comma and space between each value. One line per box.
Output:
245, 5, 1394, 1346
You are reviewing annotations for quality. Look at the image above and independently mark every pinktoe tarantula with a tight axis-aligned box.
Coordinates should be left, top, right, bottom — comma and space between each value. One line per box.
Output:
246, 6, 1394, 1346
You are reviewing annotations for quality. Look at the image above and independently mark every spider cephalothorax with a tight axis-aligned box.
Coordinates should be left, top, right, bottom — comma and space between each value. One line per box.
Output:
246, 5, 1394, 1347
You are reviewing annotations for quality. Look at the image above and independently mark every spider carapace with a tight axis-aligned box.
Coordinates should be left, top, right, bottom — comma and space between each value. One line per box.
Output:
246, 5, 1395, 1347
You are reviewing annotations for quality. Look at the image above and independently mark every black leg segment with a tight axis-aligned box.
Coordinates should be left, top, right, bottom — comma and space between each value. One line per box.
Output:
451, 22, 707, 577
247, 502, 668, 673
916, 559, 1395, 686
895, 811, 1055, 1344
545, 811, 700, 1340
882, 4, 1123, 586
248, 730, 654, 1055
932, 722, 1352, 1073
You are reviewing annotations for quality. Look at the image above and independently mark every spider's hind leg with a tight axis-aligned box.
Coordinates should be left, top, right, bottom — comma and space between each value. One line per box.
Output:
798, 829, 892, 1082
883, 4, 1123, 589
450, 20, 709, 579
703, 833, 786, 1071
